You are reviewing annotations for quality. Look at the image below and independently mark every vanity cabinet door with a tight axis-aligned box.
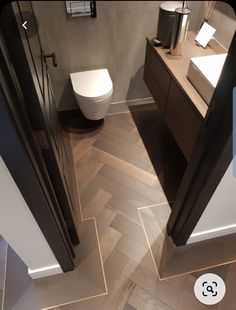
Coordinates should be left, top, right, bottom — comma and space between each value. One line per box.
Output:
143, 65, 167, 115
165, 81, 202, 160
144, 43, 171, 97
144, 43, 171, 115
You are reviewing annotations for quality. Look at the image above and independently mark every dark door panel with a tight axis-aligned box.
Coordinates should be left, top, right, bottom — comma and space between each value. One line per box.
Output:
15, 2, 79, 245
1, 2, 79, 262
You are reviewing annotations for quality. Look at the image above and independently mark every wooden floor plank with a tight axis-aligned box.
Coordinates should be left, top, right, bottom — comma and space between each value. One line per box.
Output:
91, 146, 160, 188
116, 236, 156, 274
93, 133, 151, 171
107, 197, 141, 225
99, 164, 166, 203
99, 275, 135, 310
103, 122, 140, 144
76, 149, 104, 194
128, 286, 173, 310
95, 206, 117, 237
104, 248, 130, 291
99, 226, 122, 262
79, 173, 108, 209
73, 133, 99, 160
105, 113, 135, 132
122, 258, 208, 310
110, 214, 148, 249
101, 177, 155, 208
123, 304, 137, 310
97, 131, 146, 158
82, 188, 112, 218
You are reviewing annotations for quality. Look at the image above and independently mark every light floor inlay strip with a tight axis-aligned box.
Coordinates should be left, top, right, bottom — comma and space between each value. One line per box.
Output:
110, 97, 152, 105
1, 243, 8, 310
137, 207, 160, 278
41, 162, 109, 310
107, 111, 132, 116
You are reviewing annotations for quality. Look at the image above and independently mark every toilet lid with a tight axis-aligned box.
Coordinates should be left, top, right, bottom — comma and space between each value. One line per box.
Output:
70, 69, 113, 101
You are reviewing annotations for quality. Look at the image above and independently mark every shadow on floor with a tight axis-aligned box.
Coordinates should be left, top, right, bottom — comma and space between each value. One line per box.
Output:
129, 103, 187, 204
59, 109, 104, 134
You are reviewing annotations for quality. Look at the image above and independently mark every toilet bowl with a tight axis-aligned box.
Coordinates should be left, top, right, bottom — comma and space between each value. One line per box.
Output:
70, 69, 113, 120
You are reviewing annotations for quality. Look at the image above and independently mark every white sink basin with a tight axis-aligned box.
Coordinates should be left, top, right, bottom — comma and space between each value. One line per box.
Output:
187, 53, 227, 104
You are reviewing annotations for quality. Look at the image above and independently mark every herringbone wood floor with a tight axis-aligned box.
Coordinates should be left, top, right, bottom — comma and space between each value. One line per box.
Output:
58, 104, 234, 310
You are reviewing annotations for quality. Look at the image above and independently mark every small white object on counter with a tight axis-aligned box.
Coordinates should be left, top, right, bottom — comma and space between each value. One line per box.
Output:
195, 21, 216, 48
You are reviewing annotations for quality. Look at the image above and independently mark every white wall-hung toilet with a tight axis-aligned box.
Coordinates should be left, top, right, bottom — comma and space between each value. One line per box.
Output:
70, 69, 113, 120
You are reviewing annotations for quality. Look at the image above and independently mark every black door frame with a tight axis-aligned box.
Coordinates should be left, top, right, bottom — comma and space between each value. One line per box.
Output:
168, 31, 236, 246
1, 3, 79, 247
0, 50, 75, 271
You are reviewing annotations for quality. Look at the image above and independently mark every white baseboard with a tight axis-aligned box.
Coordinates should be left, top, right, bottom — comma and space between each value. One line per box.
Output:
111, 96, 153, 105
57, 97, 154, 111
28, 264, 63, 279
188, 224, 236, 244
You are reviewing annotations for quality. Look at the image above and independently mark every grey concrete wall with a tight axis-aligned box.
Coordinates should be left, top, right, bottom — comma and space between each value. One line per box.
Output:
32, 1, 201, 110
192, 1, 235, 49
208, 1, 236, 49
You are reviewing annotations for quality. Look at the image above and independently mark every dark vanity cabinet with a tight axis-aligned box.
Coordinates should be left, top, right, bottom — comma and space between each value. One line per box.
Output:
144, 43, 171, 115
165, 81, 202, 160
144, 38, 205, 161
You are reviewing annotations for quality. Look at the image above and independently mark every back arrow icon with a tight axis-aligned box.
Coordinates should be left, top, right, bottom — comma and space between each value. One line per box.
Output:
22, 21, 27, 30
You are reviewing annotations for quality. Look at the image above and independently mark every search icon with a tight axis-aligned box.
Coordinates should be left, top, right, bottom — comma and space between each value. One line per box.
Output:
194, 273, 225, 305
206, 285, 214, 294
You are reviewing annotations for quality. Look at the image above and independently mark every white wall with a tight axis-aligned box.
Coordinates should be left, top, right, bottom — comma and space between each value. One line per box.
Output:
188, 161, 236, 244
0, 156, 62, 278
